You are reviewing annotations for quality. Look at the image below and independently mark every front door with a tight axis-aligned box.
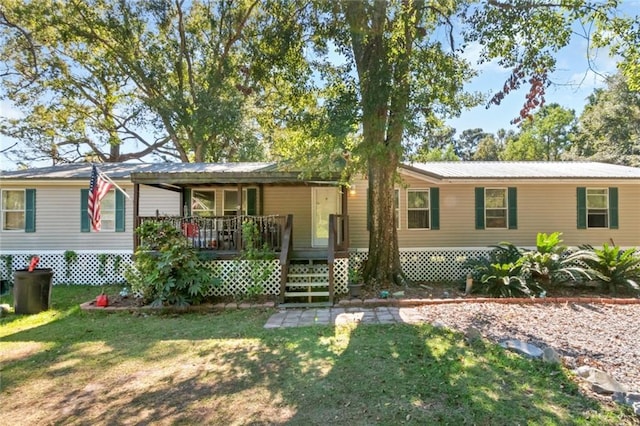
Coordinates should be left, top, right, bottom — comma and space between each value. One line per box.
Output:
312, 187, 340, 247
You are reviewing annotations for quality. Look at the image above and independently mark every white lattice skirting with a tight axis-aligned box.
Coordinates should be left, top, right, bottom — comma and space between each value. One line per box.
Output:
0, 248, 492, 295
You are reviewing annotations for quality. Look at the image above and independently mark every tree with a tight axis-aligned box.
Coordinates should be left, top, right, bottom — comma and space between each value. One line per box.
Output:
411, 144, 460, 162
570, 72, 640, 166
473, 134, 502, 161
455, 128, 489, 160
0, 0, 276, 164
316, 1, 633, 285
502, 103, 576, 161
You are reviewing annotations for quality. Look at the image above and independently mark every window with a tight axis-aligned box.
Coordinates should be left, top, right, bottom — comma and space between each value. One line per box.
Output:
577, 187, 618, 230
587, 188, 608, 228
407, 190, 429, 229
100, 190, 116, 231
192, 190, 216, 217
1, 189, 25, 231
81, 188, 125, 233
394, 189, 400, 229
223, 188, 258, 216
485, 188, 507, 229
475, 187, 516, 230
223, 190, 239, 216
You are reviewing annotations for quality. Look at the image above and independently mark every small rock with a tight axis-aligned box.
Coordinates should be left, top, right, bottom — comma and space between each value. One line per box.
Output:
500, 339, 543, 358
633, 401, 640, 416
0, 304, 10, 317
432, 320, 447, 329
542, 347, 562, 364
574, 365, 592, 378
613, 391, 640, 405
465, 326, 482, 341
585, 369, 627, 394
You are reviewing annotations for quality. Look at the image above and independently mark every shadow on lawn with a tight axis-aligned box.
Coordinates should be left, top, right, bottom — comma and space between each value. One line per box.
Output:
2, 305, 623, 425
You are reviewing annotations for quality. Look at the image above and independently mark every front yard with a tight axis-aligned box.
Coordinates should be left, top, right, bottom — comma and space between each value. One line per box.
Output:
0, 286, 636, 425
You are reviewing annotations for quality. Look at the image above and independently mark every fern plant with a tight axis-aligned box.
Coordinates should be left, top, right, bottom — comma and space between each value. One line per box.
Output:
580, 244, 640, 295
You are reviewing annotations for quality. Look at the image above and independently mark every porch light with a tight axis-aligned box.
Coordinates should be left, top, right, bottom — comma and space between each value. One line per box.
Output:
349, 185, 356, 196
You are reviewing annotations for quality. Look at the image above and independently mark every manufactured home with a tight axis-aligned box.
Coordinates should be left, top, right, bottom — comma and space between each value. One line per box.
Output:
1, 161, 639, 303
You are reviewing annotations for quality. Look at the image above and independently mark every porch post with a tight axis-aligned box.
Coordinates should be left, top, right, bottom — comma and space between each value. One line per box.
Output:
237, 183, 243, 251
133, 183, 140, 251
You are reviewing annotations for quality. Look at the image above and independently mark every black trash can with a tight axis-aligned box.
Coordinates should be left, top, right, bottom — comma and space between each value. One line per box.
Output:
13, 268, 54, 314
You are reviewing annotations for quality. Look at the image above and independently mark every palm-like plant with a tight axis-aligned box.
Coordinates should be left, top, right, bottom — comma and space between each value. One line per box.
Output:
479, 262, 542, 298
519, 232, 592, 287
579, 244, 640, 295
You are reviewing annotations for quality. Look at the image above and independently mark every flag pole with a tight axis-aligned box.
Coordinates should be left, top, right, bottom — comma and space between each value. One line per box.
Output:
95, 166, 131, 199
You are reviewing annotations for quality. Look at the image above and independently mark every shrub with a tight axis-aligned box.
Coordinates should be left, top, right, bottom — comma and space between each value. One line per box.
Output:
464, 242, 525, 283
235, 220, 275, 301
477, 262, 542, 298
579, 243, 640, 295
518, 232, 591, 287
125, 221, 220, 307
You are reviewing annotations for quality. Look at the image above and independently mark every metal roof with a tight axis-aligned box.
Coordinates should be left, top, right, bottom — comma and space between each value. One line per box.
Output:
0, 162, 338, 184
3, 161, 639, 182
404, 161, 640, 179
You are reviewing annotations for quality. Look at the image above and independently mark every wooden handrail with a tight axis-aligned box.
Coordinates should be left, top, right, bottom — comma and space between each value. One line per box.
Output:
279, 214, 294, 304
327, 214, 337, 304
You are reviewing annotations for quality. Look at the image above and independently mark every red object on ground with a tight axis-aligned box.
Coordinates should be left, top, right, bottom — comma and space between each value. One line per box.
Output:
96, 293, 109, 307
28, 256, 40, 272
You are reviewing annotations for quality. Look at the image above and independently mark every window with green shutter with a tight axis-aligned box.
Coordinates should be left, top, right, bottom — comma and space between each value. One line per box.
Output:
1, 188, 35, 232
475, 187, 517, 230
430, 187, 440, 230
577, 187, 618, 229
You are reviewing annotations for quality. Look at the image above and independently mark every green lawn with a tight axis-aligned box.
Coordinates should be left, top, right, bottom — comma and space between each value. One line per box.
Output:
0, 286, 635, 425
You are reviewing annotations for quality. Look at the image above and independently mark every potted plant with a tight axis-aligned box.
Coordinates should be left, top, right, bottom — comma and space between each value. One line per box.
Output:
348, 267, 364, 298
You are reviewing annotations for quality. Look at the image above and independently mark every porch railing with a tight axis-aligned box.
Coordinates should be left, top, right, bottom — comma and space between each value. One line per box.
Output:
137, 214, 287, 252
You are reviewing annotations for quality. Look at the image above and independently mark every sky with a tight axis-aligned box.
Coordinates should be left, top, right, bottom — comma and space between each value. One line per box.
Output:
1, 2, 637, 169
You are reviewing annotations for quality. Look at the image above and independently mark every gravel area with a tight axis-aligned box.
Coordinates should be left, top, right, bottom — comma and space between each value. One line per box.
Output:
414, 302, 640, 392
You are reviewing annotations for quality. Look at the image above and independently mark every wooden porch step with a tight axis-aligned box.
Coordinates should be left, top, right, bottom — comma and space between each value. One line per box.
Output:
287, 273, 329, 278
278, 302, 333, 308
286, 282, 329, 288
284, 291, 330, 298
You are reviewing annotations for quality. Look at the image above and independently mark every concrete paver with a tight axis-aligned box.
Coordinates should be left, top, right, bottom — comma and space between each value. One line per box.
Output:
264, 307, 423, 328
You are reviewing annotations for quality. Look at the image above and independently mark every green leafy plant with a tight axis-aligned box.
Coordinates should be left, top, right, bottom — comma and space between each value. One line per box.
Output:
579, 244, 640, 295
478, 262, 543, 298
518, 233, 592, 288
125, 220, 220, 307
63, 250, 79, 281
464, 242, 525, 283
97, 253, 109, 277
348, 266, 363, 284
236, 220, 275, 301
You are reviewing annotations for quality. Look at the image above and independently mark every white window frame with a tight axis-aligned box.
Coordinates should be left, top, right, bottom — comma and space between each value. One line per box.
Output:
485, 188, 507, 229
192, 189, 217, 217
1, 189, 25, 231
407, 189, 430, 230
98, 189, 117, 232
586, 188, 609, 229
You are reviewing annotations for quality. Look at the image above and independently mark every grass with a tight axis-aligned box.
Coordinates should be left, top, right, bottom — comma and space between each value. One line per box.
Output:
1, 286, 636, 425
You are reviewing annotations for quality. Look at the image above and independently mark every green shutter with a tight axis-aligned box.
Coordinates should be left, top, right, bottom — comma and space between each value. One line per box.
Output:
577, 187, 587, 229
183, 188, 192, 216
609, 187, 618, 229
508, 187, 517, 229
430, 187, 439, 230
115, 190, 125, 232
475, 187, 485, 230
25, 189, 36, 233
246, 188, 258, 215
80, 189, 90, 232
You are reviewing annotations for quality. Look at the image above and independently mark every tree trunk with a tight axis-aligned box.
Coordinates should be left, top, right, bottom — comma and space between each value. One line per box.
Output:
363, 153, 404, 286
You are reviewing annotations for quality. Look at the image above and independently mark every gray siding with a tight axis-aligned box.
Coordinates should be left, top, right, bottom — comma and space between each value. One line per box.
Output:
0, 182, 178, 252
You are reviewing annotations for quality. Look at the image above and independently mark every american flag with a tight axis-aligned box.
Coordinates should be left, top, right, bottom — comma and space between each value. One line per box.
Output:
88, 165, 114, 232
